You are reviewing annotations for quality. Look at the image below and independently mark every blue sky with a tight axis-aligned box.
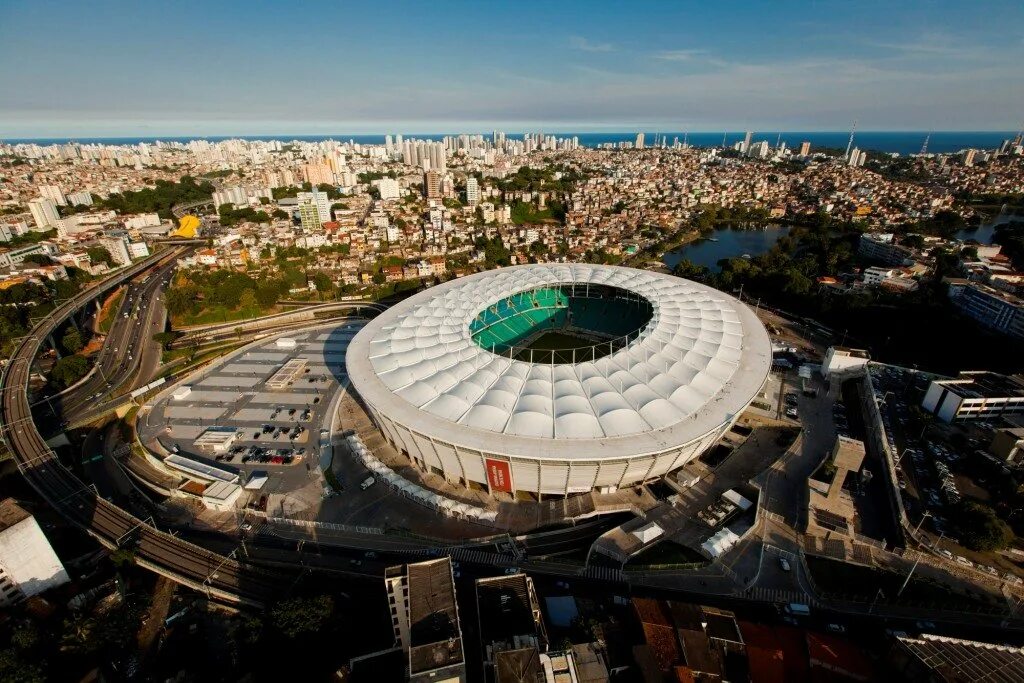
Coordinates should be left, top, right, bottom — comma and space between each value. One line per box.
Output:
1, 0, 1022, 137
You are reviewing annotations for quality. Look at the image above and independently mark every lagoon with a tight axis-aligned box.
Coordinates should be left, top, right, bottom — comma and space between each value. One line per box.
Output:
663, 225, 792, 273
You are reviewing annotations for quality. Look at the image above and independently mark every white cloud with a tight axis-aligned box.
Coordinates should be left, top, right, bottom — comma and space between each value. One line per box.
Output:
653, 49, 707, 61
569, 36, 614, 53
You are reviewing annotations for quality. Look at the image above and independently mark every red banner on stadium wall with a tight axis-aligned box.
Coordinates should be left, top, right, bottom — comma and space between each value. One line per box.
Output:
485, 458, 513, 493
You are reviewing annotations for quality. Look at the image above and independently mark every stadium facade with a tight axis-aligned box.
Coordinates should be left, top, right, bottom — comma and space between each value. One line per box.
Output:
346, 264, 771, 497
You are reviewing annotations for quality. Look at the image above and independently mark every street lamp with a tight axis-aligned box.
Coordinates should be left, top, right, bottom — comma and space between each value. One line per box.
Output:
913, 510, 932, 536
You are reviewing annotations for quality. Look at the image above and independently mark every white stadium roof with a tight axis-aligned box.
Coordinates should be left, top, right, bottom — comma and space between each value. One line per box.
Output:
346, 264, 771, 461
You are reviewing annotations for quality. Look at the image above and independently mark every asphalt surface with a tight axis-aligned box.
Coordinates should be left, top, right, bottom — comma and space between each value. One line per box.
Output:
0, 245, 283, 607
63, 257, 177, 422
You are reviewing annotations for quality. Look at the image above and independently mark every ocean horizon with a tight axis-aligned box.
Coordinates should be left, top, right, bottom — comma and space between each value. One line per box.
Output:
2, 131, 1017, 155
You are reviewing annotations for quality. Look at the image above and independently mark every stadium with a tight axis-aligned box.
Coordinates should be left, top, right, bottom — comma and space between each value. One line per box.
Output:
346, 264, 772, 498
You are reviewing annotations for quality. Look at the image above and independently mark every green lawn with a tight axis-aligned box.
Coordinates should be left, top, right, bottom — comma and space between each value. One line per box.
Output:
173, 303, 279, 327
157, 343, 245, 379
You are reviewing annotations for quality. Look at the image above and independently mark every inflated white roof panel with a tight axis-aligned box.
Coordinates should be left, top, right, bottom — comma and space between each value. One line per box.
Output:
347, 264, 772, 460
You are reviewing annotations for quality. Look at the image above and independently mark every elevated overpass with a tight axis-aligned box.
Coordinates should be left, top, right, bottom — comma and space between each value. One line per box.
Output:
172, 300, 388, 344
0, 248, 281, 607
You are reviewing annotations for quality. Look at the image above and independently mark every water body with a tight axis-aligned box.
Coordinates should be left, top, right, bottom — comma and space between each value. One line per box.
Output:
3, 131, 1016, 155
954, 212, 1024, 244
663, 225, 792, 273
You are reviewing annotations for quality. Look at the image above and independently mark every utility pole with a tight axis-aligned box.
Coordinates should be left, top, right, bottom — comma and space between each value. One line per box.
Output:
868, 587, 885, 613
897, 552, 923, 598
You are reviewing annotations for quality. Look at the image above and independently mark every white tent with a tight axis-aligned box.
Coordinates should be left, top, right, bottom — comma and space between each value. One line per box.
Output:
701, 528, 741, 558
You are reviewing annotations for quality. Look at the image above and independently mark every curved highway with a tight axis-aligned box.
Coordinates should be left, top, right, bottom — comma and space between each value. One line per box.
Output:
60, 256, 179, 419
0, 248, 281, 607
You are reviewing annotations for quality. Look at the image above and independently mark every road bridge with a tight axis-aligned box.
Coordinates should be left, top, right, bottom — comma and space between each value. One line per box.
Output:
0, 248, 282, 607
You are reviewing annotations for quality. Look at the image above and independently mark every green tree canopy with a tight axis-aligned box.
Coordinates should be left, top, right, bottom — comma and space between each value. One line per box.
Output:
270, 595, 334, 638
50, 355, 89, 388
952, 501, 1013, 552
61, 327, 83, 354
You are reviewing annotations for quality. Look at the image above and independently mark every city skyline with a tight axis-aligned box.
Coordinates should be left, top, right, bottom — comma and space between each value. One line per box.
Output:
2, 0, 1023, 137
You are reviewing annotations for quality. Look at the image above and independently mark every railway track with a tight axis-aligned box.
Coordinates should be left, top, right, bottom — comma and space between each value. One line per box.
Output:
0, 248, 280, 607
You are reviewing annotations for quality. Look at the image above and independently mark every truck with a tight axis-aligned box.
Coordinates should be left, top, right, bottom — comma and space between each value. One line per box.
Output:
784, 602, 811, 616
360, 476, 376, 490
801, 378, 817, 398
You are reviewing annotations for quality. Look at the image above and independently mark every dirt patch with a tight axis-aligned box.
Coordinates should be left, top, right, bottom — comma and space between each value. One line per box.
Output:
96, 286, 126, 333
137, 576, 177, 661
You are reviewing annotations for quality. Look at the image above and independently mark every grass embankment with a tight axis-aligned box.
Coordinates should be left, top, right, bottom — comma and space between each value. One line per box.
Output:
171, 303, 281, 327
157, 342, 246, 380
806, 555, 1002, 611
96, 289, 126, 334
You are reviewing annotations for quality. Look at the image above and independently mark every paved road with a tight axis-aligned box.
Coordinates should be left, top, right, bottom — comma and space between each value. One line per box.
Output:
0, 248, 282, 607
37, 255, 179, 431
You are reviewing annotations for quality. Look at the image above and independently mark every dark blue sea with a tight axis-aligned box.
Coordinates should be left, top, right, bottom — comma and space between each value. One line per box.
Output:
2, 131, 1017, 155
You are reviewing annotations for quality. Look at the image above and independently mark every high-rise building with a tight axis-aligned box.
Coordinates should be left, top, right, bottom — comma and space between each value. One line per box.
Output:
298, 200, 321, 232
424, 170, 442, 200
742, 130, 753, 153
297, 190, 331, 223
747, 140, 770, 159
66, 190, 93, 206
100, 234, 133, 265
962, 148, 977, 166
376, 178, 400, 200
799, 141, 811, 156
635, 132, 645, 149
39, 184, 67, 206
303, 161, 335, 186
212, 186, 247, 208
28, 197, 60, 230
465, 176, 479, 206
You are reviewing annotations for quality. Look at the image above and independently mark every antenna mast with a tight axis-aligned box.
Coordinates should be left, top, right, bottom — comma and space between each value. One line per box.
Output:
844, 120, 858, 161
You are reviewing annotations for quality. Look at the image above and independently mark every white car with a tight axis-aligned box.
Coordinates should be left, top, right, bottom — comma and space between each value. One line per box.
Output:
779, 558, 791, 572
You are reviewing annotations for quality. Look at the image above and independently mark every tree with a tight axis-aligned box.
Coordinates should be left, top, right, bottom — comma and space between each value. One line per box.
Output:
256, 282, 282, 308
311, 272, 334, 299
271, 208, 289, 220
952, 501, 1013, 552
270, 595, 334, 638
152, 331, 181, 349
239, 288, 258, 313
50, 355, 89, 387
61, 326, 83, 354
672, 259, 710, 280
87, 246, 114, 267
371, 271, 386, 285
22, 254, 53, 266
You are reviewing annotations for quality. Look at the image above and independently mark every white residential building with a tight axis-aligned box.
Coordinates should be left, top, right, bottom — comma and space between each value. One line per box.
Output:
66, 190, 93, 206
376, 177, 400, 200
100, 234, 133, 265
39, 184, 67, 206
0, 499, 70, 607
28, 197, 60, 230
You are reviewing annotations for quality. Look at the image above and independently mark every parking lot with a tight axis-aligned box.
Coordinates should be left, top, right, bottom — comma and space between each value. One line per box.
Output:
139, 322, 365, 494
